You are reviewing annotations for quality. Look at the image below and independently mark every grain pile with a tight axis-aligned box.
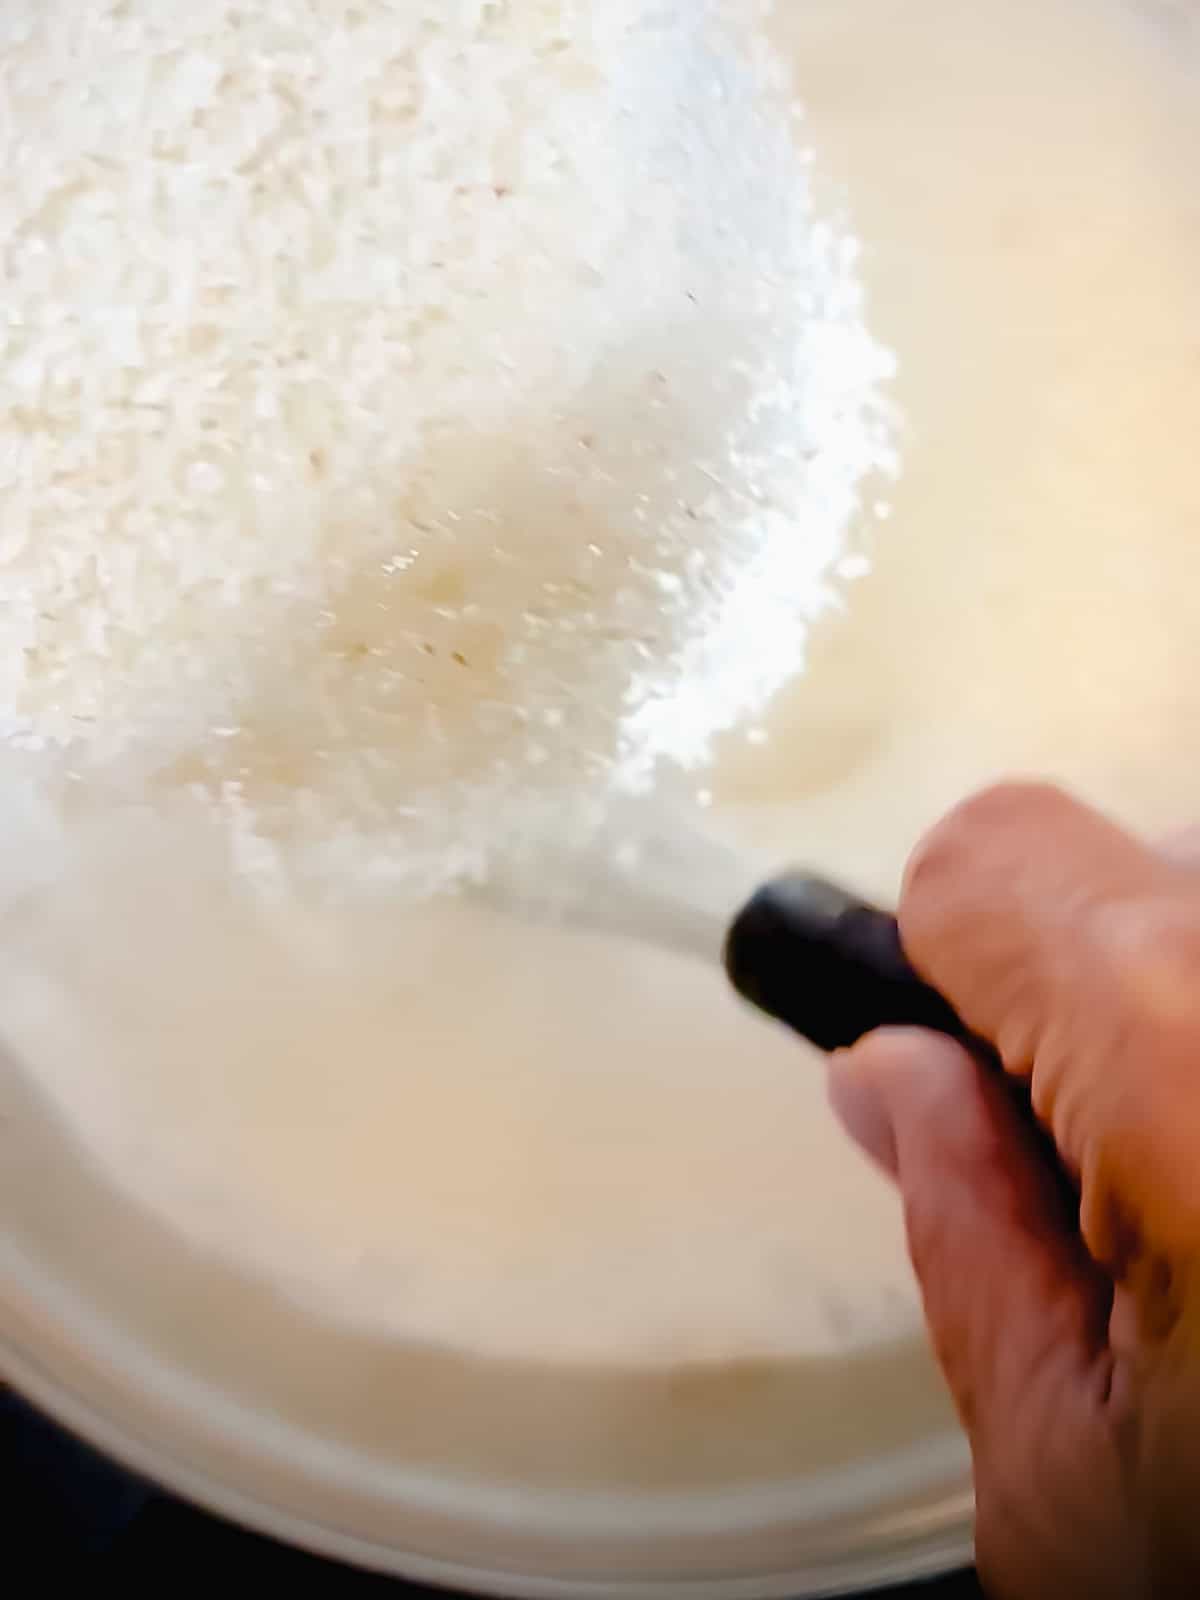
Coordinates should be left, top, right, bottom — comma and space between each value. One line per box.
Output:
0, 0, 893, 886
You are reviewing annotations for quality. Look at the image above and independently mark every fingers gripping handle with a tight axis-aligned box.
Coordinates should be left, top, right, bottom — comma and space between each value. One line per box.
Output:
723, 873, 974, 1054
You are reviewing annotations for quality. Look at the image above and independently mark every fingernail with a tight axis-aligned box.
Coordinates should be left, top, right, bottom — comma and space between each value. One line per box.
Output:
827, 1059, 899, 1178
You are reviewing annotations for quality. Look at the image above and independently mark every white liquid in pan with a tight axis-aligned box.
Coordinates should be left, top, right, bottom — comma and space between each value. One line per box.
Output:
7, 0, 1200, 1394
731, 0, 1200, 888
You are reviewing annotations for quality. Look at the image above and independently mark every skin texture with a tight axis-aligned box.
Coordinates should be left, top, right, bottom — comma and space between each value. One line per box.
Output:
828, 784, 1200, 1599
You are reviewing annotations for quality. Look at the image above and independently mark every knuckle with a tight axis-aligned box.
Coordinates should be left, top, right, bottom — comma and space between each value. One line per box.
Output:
906, 781, 1075, 895
1158, 823, 1200, 866
1087, 895, 1200, 1025
900, 782, 1102, 983
952, 779, 1076, 829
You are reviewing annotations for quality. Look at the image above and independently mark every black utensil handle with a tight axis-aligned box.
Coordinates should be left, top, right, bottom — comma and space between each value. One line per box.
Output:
723, 871, 973, 1054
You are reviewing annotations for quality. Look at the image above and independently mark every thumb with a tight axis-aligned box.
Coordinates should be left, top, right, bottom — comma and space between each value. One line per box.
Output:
828, 1029, 1113, 1442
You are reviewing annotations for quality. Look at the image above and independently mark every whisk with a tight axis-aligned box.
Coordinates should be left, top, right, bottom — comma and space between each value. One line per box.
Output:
479, 804, 971, 1053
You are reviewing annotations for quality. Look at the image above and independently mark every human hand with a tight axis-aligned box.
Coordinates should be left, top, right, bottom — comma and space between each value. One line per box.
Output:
828, 784, 1200, 1599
